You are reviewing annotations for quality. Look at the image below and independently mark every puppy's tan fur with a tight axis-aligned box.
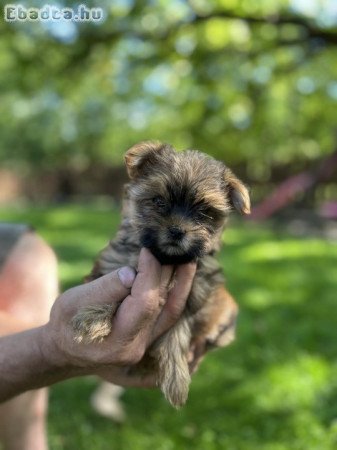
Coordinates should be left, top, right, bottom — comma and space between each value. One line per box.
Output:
72, 142, 250, 407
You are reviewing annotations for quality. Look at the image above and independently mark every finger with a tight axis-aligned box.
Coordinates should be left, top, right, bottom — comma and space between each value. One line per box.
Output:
73, 266, 137, 308
131, 248, 162, 301
151, 262, 197, 341
96, 366, 157, 388
159, 265, 174, 303
112, 248, 163, 339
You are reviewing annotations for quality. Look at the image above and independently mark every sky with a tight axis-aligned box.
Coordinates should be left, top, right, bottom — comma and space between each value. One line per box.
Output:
41, 0, 337, 43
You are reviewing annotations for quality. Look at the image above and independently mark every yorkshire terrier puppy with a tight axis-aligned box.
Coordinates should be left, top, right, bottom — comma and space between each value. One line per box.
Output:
72, 141, 250, 408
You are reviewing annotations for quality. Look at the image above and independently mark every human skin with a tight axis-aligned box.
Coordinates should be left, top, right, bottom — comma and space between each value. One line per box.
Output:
0, 230, 59, 450
0, 248, 196, 403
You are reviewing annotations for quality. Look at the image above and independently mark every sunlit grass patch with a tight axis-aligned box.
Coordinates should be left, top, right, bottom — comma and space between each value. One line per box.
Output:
250, 354, 330, 410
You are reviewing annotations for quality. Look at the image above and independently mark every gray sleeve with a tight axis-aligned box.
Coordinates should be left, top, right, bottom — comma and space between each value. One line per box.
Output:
0, 223, 33, 270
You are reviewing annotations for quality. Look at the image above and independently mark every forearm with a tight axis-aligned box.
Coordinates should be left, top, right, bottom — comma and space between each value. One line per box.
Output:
0, 255, 197, 401
0, 326, 80, 402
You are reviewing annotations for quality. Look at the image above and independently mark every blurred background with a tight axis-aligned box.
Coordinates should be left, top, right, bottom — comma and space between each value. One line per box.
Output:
1, 1, 337, 449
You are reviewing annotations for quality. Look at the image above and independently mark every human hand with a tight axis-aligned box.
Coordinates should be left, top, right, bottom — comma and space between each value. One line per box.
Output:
40, 248, 196, 385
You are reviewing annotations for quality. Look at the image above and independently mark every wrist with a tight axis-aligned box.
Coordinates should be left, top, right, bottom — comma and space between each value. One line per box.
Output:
38, 323, 87, 384
39, 322, 79, 373
38, 323, 65, 368
39, 321, 94, 378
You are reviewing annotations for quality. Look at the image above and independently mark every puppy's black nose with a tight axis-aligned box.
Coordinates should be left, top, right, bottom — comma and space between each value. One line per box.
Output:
168, 226, 185, 241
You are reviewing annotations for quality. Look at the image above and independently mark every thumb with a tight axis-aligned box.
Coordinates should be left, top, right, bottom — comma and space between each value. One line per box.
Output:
79, 266, 137, 307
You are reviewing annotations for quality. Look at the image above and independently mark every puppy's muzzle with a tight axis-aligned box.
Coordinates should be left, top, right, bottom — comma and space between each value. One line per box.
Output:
167, 226, 185, 241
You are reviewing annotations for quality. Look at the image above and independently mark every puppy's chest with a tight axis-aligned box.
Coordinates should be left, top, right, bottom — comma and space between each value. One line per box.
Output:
92, 223, 225, 317
93, 223, 140, 276
186, 256, 224, 314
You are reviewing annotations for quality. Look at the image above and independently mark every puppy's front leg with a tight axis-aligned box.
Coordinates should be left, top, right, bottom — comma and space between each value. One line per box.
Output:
152, 317, 192, 408
71, 304, 118, 343
192, 285, 238, 355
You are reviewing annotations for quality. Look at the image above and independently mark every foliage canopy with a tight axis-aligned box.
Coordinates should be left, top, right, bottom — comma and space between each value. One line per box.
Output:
0, 0, 336, 181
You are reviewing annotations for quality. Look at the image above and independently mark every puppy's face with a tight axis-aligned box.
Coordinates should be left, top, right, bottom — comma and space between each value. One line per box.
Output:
125, 141, 250, 265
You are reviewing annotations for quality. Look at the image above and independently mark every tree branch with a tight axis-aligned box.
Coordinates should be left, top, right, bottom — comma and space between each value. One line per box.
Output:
193, 10, 337, 45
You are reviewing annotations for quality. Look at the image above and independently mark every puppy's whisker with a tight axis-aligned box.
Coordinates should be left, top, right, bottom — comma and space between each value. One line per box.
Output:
198, 212, 213, 220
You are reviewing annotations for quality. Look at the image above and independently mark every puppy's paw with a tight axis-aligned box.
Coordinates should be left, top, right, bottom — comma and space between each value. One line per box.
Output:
71, 304, 116, 343
91, 382, 126, 423
161, 372, 190, 408
158, 351, 191, 408
155, 318, 192, 408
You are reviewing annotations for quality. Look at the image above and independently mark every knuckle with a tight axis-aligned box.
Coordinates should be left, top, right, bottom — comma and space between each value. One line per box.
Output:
132, 346, 146, 364
167, 302, 184, 322
140, 294, 158, 317
158, 295, 167, 308
116, 345, 145, 365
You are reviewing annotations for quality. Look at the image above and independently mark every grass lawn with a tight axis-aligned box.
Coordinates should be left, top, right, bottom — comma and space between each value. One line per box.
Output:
1, 204, 337, 450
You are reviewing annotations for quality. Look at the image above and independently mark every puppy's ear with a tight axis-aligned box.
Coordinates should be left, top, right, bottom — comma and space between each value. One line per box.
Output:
124, 141, 172, 179
224, 168, 251, 215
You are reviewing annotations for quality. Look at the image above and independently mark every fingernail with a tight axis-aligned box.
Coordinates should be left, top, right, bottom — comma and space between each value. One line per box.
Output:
117, 266, 136, 288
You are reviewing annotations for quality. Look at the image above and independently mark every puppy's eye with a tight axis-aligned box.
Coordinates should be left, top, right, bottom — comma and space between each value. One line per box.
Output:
196, 209, 213, 221
152, 196, 166, 209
